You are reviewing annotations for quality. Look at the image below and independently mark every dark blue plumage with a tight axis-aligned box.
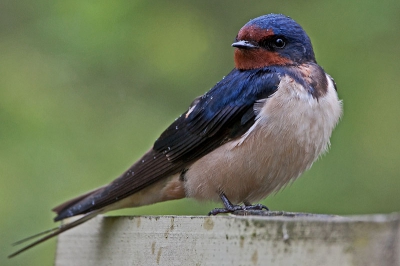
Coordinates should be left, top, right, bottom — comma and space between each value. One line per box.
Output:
242, 14, 315, 63
154, 68, 280, 158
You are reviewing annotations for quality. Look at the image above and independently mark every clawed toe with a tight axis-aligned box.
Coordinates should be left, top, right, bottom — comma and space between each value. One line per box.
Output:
244, 203, 269, 211
208, 193, 269, 216
208, 204, 244, 216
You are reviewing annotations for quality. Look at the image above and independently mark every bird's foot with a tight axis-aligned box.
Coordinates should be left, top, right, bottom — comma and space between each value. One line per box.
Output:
244, 203, 269, 211
208, 204, 245, 216
208, 193, 269, 216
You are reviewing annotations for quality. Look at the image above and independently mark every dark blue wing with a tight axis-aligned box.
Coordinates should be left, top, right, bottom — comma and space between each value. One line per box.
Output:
154, 68, 279, 161
54, 68, 280, 221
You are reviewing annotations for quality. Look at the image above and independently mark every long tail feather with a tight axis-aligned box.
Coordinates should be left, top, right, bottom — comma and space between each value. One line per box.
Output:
12, 226, 60, 246
8, 208, 103, 258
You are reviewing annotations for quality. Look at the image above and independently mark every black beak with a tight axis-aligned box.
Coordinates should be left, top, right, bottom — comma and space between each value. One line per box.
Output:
231, 40, 258, 49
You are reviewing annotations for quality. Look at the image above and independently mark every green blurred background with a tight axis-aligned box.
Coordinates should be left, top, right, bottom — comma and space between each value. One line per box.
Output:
2, 0, 400, 265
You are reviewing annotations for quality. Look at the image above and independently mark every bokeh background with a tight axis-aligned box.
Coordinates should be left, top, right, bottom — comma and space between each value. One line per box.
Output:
2, 0, 400, 265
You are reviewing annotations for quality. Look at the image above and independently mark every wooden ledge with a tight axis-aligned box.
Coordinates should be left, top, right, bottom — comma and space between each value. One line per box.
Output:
56, 212, 400, 266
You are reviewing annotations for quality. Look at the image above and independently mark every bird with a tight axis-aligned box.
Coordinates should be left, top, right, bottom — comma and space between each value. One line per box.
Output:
9, 13, 342, 258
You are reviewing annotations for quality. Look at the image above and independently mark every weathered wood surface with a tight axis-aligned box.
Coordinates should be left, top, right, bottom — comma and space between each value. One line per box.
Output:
55, 212, 400, 266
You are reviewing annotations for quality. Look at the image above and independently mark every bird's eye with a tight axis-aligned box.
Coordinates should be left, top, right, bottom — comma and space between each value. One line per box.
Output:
274, 38, 285, 48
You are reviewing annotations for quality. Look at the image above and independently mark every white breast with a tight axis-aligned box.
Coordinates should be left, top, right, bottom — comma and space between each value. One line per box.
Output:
184, 74, 342, 204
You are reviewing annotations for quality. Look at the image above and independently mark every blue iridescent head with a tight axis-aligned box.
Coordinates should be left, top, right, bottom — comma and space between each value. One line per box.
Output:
233, 14, 316, 70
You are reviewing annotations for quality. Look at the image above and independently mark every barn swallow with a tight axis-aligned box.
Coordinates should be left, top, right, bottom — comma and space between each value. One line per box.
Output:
9, 13, 342, 258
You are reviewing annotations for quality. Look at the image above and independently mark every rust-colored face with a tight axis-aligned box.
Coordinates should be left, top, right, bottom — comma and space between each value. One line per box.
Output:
233, 25, 294, 70
237, 25, 274, 42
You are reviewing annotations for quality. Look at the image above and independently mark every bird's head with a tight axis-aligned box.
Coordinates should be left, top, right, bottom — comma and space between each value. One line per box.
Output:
233, 14, 316, 70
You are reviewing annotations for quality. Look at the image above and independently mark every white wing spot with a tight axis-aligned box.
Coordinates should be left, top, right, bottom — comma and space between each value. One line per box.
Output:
185, 104, 196, 118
